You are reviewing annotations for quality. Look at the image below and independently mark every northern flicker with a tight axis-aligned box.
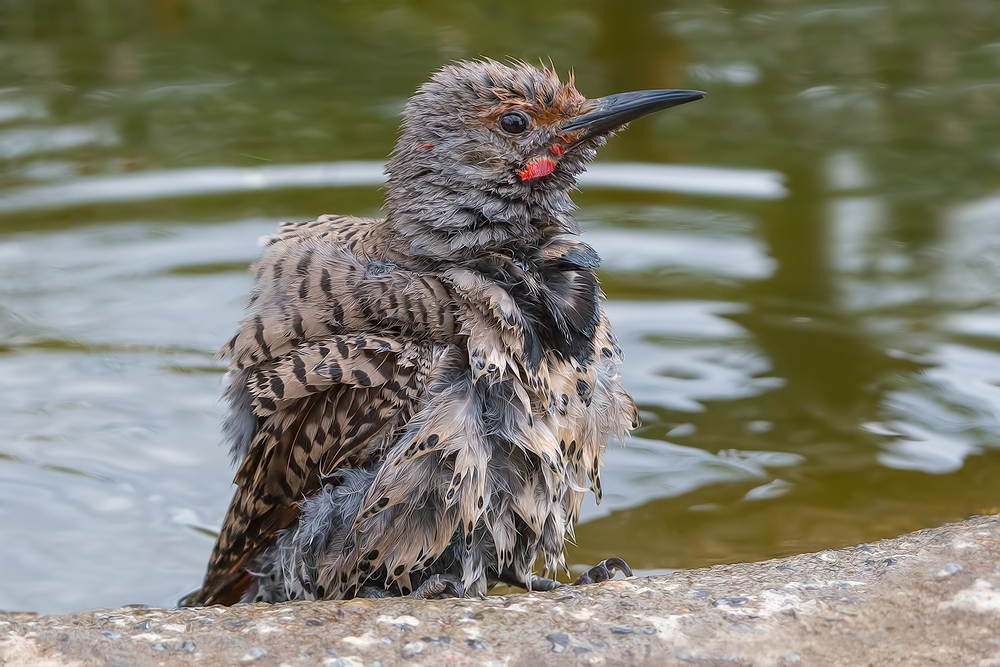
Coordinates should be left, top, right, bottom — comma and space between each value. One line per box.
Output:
181, 59, 703, 606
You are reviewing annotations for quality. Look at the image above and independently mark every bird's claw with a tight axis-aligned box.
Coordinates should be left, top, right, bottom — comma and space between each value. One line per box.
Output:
529, 576, 564, 592
411, 574, 466, 599
573, 558, 633, 586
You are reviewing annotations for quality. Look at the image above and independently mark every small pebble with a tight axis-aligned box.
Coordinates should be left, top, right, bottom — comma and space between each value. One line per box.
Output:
247, 647, 266, 659
101, 631, 121, 640
324, 658, 364, 667
642, 626, 657, 635
467, 639, 487, 651
548, 633, 569, 653
133, 621, 151, 631
940, 563, 963, 576
421, 635, 451, 643
306, 619, 323, 626
400, 641, 424, 659
177, 640, 196, 653
712, 597, 749, 608
611, 625, 634, 634
151, 643, 166, 652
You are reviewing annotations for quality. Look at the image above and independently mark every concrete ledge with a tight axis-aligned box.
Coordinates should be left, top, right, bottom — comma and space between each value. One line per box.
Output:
4, 515, 1000, 666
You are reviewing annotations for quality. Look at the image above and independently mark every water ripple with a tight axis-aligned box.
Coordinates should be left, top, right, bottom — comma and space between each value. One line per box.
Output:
0, 161, 787, 214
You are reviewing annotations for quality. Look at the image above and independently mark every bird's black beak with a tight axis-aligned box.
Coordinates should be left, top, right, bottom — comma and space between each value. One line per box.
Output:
561, 89, 705, 148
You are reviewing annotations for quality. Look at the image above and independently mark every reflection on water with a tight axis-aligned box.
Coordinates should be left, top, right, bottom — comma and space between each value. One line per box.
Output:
0, 161, 786, 214
2, 0, 1000, 613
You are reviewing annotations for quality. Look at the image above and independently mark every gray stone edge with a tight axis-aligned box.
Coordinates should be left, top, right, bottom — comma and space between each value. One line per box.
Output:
4, 514, 1000, 666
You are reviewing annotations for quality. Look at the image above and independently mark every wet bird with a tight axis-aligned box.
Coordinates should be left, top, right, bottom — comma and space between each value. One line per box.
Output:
181, 59, 703, 606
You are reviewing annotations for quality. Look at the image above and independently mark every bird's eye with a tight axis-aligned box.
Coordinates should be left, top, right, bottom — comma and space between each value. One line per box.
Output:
499, 112, 529, 135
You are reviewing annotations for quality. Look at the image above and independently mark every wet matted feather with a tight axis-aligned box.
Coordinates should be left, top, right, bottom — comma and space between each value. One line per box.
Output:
176, 57, 702, 606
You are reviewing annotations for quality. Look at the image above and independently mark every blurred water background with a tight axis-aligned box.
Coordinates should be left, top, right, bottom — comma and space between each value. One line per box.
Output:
2, 0, 1000, 614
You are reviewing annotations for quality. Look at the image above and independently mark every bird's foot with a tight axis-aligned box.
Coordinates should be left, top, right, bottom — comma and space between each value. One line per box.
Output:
411, 574, 465, 599
497, 568, 564, 592
356, 585, 392, 599
573, 558, 633, 586
527, 576, 563, 592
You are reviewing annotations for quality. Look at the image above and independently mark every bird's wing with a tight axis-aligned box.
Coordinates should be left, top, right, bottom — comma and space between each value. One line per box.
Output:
186, 215, 457, 606
194, 344, 426, 606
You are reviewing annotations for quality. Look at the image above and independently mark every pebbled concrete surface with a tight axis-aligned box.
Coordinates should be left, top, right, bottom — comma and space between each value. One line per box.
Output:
4, 514, 1000, 666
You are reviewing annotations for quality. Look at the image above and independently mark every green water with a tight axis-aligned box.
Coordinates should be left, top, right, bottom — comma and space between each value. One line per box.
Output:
2, 1, 1000, 614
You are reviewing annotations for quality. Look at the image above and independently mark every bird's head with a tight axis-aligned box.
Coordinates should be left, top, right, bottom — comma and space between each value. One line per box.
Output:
384, 59, 704, 258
